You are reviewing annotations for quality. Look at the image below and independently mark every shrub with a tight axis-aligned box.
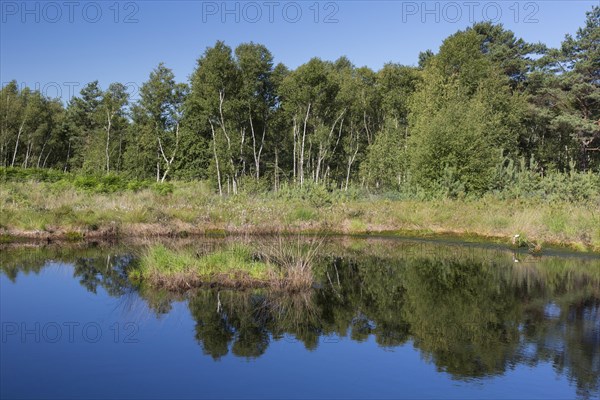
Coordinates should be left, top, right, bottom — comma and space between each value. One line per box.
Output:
152, 182, 174, 195
0, 167, 66, 183
493, 157, 600, 202
0, 167, 162, 195
275, 182, 334, 207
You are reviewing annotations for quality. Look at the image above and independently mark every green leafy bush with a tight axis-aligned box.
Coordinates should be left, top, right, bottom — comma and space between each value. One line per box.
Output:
152, 182, 174, 196
1, 167, 162, 195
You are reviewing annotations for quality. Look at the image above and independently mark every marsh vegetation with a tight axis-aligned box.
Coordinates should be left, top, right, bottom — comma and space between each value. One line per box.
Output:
1, 168, 599, 251
130, 237, 323, 291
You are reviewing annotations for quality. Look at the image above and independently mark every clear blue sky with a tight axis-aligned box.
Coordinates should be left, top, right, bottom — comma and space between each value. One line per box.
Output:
1, 0, 597, 101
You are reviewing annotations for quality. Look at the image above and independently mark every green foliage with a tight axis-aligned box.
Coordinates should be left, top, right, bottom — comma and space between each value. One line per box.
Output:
360, 117, 407, 191
126, 63, 188, 181
0, 166, 168, 195
408, 28, 526, 195
151, 182, 174, 196
66, 81, 130, 174
527, 7, 600, 171
0, 167, 65, 183
1, 8, 598, 199
237, 176, 271, 195
492, 157, 600, 201
275, 181, 335, 207
138, 244, 269, 278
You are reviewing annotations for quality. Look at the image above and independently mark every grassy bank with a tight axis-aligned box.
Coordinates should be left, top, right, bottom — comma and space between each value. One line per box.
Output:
1, 175, 599, 252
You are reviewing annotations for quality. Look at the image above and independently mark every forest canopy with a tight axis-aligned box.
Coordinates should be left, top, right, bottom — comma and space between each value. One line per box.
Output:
1, 7, 599, 197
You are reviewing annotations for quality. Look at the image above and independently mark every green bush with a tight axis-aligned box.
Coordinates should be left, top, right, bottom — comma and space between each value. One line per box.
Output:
73, 175, 100, 191
1, 164, 597, 204
1, 167, 162, 195
0, 167, 65, 183
239, 176, 271, 195
275, 182, 334, 207
492, 157, 600, 202
152, 182, 174, 196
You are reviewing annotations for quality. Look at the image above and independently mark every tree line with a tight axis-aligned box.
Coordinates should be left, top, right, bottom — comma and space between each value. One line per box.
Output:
1, 7, 598, 195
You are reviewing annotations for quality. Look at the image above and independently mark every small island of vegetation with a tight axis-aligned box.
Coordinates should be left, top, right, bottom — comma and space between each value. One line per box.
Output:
129, 238, 320, 291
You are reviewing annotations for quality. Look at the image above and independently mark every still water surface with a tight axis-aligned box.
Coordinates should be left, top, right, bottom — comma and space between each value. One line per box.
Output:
1, 238, 599, 399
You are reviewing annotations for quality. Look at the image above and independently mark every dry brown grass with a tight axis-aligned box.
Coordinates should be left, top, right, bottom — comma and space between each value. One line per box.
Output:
257, 236, 324, 291
1, 181, 598, 252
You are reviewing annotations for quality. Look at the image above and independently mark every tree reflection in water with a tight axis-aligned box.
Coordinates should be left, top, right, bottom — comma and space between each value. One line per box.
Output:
1, 239, 598, 397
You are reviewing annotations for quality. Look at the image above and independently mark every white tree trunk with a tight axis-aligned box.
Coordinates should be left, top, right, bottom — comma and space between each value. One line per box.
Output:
105, 110, 112, 174
209, 120, 223, 196
11, 120, 25, 167
158, 123, 180, 183
300, 103, 311, 187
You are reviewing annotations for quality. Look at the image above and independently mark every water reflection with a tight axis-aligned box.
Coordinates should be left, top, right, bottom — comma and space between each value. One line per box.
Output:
1, 238, 599, 398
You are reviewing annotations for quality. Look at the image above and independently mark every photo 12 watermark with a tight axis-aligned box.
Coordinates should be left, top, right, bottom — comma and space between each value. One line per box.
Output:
200, 1, 340, 23
2, 81, 141, 102
1, 321, 140, 344
1, 1, 140, 23
401, 1, 540, 24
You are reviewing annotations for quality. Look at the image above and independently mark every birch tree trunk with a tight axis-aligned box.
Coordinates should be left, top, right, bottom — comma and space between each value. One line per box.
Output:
345, 139, 359, 191
36, 136, 49, 168
292, 116, 297, 183
300, 103, 311, 187
105, 109, 112, 174
209, 120, 223, 196
249, 112, 265, 180
218, 90, 237, 194
23, 141, 32, 168
158, 123, 180, 182
11, 119, 25, 167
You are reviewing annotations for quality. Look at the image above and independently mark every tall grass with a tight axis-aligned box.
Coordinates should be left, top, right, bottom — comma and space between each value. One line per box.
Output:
132, 238, 324, 291
257, 236, 324, 291
132, 244, 275, 290
1, 166, 598, 251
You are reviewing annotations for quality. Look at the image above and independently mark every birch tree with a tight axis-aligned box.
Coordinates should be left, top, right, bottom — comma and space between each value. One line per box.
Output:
187, 41, 242, 194
100, 83, 129, 174
129, 63, 188, 181
235, 43, 276, 181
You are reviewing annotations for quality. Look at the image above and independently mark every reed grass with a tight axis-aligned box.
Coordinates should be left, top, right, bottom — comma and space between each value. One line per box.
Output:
132, 238, 323, 291
1, 177, 598, 252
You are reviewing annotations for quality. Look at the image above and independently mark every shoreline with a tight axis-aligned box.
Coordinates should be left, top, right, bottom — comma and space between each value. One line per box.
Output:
2, 221, 598, 255
2, 180, 598, 254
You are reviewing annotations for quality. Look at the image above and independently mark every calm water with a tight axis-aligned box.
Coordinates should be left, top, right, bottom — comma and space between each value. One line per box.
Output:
1, 238, 599, 399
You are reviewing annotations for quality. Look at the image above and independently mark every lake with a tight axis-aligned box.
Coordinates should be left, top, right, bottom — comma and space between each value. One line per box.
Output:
1, 237, 599, 399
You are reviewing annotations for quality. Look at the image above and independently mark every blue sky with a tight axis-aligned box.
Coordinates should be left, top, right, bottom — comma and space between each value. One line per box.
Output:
1, 0, 598, 101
